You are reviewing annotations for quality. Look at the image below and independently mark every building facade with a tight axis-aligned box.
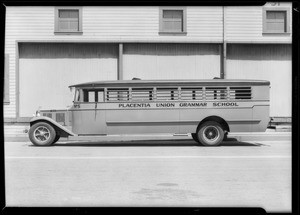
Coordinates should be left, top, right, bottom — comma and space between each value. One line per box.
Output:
4, 3, 292, 122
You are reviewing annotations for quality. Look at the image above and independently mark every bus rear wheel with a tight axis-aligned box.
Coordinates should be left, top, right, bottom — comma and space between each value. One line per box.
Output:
29, 122, 56, 146
197, 121, 224, 146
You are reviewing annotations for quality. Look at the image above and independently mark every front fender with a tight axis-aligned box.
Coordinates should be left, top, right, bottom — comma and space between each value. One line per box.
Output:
30, 116, 77, 136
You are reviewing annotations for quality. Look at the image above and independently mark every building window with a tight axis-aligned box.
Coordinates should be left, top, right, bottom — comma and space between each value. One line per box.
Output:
4, 54, 9, 104
266, 11, 286, 32
55, 7, 82, 34
263, 7, 290, 34
159, 7, 187, 34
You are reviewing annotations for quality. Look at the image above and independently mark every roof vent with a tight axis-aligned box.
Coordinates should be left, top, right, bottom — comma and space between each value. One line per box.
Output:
132, 78, 141, 80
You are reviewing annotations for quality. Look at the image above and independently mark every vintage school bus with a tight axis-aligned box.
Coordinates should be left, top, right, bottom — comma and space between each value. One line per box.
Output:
28, 79, 270, 146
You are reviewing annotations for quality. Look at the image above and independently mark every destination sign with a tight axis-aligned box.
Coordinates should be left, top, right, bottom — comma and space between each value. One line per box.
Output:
118, 102, 239, 108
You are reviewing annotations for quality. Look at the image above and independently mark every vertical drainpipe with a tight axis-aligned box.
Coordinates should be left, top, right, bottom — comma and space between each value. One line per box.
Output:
118, 43, 123, 80
221, 6, 226, 79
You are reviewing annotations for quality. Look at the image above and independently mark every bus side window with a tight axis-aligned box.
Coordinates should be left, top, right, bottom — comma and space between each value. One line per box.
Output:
131, 88, 154, 101
98, 91, 104, 102
74, 89, 80, 102
206, 87, 226, 100
157, 88, 178, 100
220, 89, 226, 99
106, 88, 129, 102
149, 90, 153, 100
230, 87, 252, 100
88, 91, 95, 102
83, 90, 98, 102
181, 88, 203, 100
171, 91, 174, 100
118, 91, 129, 101
83, 90, 89, 102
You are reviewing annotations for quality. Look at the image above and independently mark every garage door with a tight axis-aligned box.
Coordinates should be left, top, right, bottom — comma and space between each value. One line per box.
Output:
123, 43, 220, 80
226, 44, 291, 117
19, 43, 118, 117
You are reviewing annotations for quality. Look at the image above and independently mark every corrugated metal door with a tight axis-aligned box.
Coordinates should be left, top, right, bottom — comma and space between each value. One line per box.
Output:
226, 44, 291, 117
123, 43, 220, 80
19, 43, 118, 117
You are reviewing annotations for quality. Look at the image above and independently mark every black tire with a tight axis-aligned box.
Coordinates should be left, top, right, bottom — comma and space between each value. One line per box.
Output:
52, 135, 61, 145
197, 121, 224, 146
29, 122, 56, 146
191, 133, 200, 143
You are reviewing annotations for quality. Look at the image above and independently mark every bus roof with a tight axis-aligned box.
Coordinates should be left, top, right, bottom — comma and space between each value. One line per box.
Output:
69, 79, 270, 88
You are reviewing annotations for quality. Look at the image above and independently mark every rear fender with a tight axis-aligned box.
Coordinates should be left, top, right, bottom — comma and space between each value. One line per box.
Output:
30, 116, 77, 137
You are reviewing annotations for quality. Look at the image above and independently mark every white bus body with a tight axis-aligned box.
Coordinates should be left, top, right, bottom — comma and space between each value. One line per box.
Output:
29, 79, 270, 146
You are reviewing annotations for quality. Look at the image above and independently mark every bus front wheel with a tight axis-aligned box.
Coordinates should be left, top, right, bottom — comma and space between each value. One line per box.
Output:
29, 122, 56, 146
197, 121, 224, 146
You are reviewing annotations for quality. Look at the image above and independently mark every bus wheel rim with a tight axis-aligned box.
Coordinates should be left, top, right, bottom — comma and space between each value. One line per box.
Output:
203, 126, 219, 143
33, 126, 50, 142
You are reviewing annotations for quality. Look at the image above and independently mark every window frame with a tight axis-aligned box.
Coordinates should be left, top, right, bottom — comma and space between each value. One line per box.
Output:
80, 89, 105, 103
54, 7, 83, 35
159, 7, 187, 35
106, 88, 130, 102
156, 88, 179, 101
262, 7, 291, 34
131, 88, 154, 101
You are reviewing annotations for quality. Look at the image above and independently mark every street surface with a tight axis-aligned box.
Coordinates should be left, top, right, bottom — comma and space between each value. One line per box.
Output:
5, 138, 291, 212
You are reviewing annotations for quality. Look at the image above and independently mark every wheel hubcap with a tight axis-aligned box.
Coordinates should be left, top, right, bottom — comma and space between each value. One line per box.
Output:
34, 126, 50, 142
203, 126, 219, 142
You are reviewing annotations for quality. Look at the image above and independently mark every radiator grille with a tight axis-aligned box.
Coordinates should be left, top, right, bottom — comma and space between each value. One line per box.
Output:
56, 113, 65, 123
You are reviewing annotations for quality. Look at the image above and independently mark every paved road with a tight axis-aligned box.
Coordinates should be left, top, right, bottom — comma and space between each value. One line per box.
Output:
4, 138, 291, 212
